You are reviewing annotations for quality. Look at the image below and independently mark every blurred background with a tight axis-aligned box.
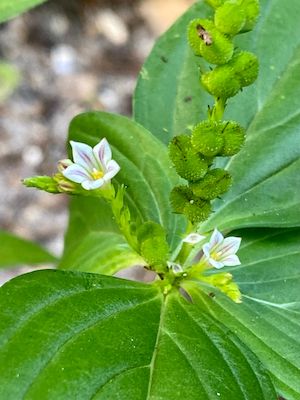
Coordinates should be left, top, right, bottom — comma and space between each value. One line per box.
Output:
0, 0, 194, 283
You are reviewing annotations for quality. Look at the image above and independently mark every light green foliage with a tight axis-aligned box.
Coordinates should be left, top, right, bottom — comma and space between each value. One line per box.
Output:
190, 168, 232, 200
188, 18, 234, 64
0, 0, 47, 23
0, 270, 277, 400
0, 231, 56, 268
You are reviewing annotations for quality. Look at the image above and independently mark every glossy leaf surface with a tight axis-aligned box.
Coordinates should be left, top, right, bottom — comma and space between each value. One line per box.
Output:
0, 270, 276, 399
184, 228, 300, 399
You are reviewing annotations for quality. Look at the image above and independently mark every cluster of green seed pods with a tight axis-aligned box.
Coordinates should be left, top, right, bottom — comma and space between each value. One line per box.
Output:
169, 0, 260, 224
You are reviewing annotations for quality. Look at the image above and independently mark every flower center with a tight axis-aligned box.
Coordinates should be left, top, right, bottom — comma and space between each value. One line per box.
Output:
91, 168, 104, 180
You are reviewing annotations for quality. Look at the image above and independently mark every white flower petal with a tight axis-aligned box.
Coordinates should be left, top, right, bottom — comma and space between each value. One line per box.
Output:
81, 178, 105, 190
208, 258, 224, 269
222, 254, 241, 267
210, 228, 224, 249
63, 164, 91, 183
103, 160, 120, 182
220, 237, 241, 258
183, 233, 206, 245
70, 141, 96, 171
202, 243, 211, 259
93, 138, 112, 167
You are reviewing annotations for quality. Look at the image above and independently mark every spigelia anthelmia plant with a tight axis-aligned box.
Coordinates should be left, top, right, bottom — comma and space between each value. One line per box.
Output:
1, 0, 300, 399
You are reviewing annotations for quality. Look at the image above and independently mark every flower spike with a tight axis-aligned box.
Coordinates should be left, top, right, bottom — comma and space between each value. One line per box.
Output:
62, 138, 120, 190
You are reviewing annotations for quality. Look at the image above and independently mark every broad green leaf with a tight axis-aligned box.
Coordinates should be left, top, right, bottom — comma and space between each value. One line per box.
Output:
0, 270, 276, 399
184, 228, 300, 399
60, 197, 144, 275
0, 230, 57, 267
0, 0, 46, 23
60, 111, 185, 274
134, 0, 300, 230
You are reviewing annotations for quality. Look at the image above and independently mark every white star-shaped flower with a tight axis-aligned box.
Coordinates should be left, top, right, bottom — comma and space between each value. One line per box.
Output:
62, 139, 120, 190
202, 228, 241, 269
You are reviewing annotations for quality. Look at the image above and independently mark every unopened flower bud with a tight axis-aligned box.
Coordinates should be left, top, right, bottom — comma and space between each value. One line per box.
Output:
190, 169, 232, 200
169, 135, 209, 182
187, 19, 234, 65
57, 159, 72, 173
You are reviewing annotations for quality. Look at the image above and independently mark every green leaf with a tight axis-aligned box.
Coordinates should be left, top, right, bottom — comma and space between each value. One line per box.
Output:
0, 0, 46, 23
60, 111, 185, 274
134, 0, 300, 229
0, 230, 57, 268
184, 228, 300, 399
0, 270, 276, 399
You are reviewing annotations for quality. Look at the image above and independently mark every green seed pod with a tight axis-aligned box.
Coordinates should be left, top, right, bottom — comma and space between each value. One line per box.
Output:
190, 169, 232, 200
191, 120, 224, 157
137, 221, 166, 244
169, 135, 208, 182
201, 66, 241, 99
170, 186, 211, 224
214, 2, 246, 36
229, 51, 259, 87
219, 121, 246, 156
239, 0, 260, 32
140, 237, 169, 269
205, 0, 225, 8
170, 185, 193, 214
183, 198, 212, 224
187, 19, 234, 65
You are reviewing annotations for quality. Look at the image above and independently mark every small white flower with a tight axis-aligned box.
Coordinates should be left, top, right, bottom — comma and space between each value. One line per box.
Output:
202, 228, 241, 269
167, 261, 183, 274
183, 233, 206, 245
62, 139, 120, 190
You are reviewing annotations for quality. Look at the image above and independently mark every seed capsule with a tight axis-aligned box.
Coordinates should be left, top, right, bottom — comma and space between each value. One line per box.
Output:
201, 66, 241, 99
214, 2, 246, 36
219, 121, 246, 156
191, 120, 224, 157
169, 135, 209, 182
240, 0, 260, 32
187, 19, 234, 65
190, 169, 232, 200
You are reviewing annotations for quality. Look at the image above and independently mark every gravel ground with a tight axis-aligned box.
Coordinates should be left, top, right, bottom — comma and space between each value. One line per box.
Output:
0, 0, 193, 284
